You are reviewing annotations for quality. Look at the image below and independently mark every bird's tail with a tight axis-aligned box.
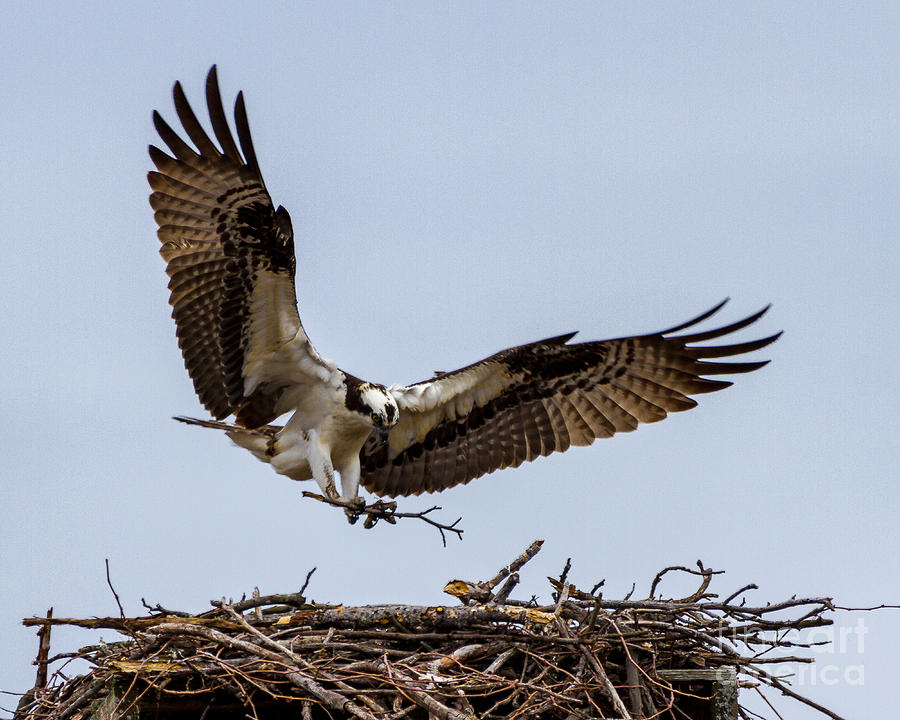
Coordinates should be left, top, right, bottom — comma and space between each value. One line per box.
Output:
174, 416, 240, 432
173, 416, 279, 462
174, 416, 280, 435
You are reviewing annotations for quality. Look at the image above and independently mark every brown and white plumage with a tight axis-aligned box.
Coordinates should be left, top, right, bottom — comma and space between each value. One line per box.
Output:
361, 302, 777, 496
150, 66, 331, 429
151, 67, 398, 504
153, 67, 779, 505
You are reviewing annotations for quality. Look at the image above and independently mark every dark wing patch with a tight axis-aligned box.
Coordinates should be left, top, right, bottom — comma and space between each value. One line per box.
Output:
149, 66, 300, 427
360, 302, 780, 497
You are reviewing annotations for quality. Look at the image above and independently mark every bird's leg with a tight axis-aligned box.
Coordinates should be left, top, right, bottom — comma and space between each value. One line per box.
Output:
339, 459, 364, 504
304, 429, 339, 501
336, 459, 366, 523
271, 422, 339, 501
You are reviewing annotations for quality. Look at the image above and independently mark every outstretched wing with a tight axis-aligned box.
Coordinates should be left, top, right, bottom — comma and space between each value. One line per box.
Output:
360, 301, 780, 497
149, 66, 328, 427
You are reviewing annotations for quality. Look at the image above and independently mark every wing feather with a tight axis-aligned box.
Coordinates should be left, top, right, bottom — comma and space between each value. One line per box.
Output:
604, 382, 668, 423
171, 81, 222, 159
568, 392, 619, 440
566, 398, 595, 446
575, 393, 618, 438
149, 192, 216, 214
360, 302, 779, 497
205, 70, 244, 163
149, 66, 326, 427
543, 398, 570, 454
587, 392, 639, 433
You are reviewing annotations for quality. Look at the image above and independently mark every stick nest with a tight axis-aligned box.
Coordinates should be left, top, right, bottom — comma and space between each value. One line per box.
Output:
14, 540, 847, 720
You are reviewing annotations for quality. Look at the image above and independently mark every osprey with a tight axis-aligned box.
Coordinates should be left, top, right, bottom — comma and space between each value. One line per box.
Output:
149, 67, 779, 509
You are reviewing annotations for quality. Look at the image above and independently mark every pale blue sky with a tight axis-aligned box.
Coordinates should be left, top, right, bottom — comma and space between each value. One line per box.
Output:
2, 3, 898, 718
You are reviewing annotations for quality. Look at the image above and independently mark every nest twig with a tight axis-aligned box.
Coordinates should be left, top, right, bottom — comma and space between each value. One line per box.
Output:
11, 541, 861, 720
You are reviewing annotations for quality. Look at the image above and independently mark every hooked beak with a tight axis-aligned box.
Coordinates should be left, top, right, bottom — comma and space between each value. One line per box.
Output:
378, 426, 391, 441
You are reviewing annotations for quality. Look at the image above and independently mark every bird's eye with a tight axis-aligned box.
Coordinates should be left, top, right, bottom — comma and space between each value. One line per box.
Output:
371, 413, 382, 426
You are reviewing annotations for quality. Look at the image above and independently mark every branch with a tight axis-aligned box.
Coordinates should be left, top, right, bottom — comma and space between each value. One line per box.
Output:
832, 603, 900, 611
444, 539, 544, 603
648, 561, 724, 601
556, 615, 631, 719
105, 560, 125, 619
351, 660, 473, 720
34, 609, 53, 688
205, 591, 311, 616
302, 492, 463, 545
763, 675, 848, 720
148, 621, 380, 720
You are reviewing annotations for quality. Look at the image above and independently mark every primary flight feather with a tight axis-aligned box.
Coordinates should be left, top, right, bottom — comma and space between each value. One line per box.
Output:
150, 67, 779, 506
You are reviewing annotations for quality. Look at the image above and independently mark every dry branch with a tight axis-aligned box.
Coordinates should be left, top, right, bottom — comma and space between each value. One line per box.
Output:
301, 492, 464, 545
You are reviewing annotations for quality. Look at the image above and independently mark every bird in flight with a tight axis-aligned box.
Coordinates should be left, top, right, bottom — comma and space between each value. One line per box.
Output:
149, 67, 779, 513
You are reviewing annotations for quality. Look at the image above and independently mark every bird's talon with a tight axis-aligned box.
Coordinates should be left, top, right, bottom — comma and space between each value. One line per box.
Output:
342, 496, 366, 524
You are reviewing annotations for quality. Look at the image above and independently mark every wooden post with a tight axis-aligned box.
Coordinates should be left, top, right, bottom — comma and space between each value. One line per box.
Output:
657, 667, 738, 720
88, 681, 140, 720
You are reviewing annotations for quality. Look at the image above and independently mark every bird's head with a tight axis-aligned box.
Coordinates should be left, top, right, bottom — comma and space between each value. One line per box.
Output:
345, 378, 399, 437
